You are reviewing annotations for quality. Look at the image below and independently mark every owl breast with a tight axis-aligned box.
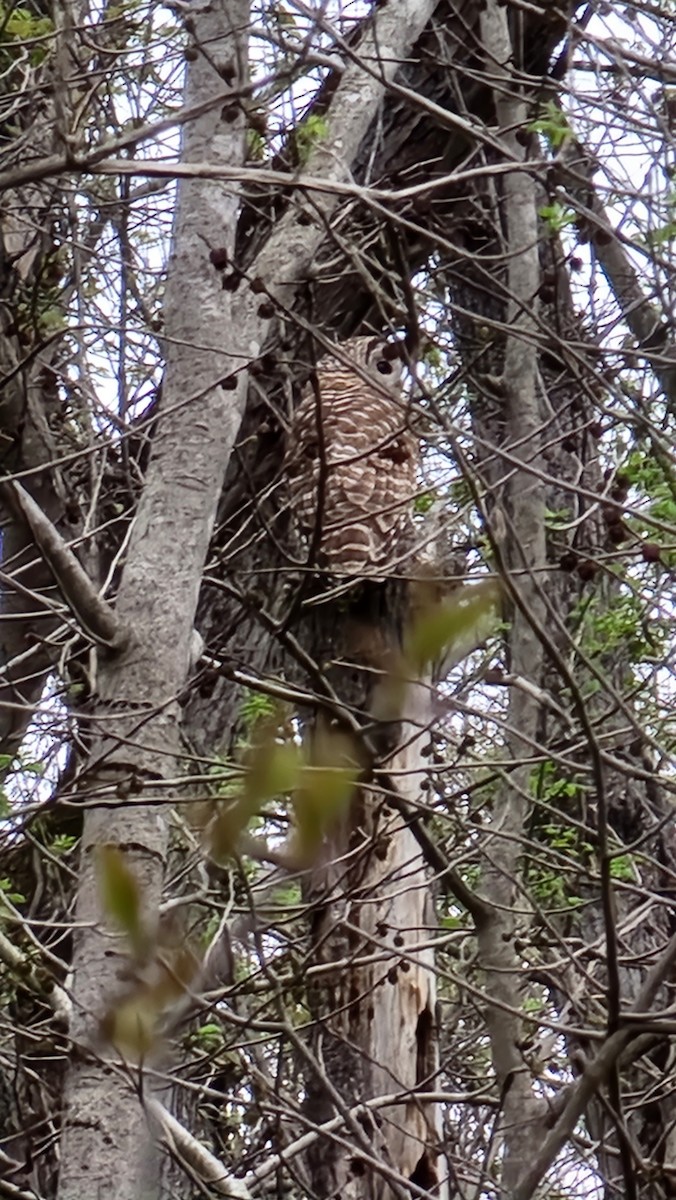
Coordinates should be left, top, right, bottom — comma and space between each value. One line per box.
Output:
285, 339, 418, 578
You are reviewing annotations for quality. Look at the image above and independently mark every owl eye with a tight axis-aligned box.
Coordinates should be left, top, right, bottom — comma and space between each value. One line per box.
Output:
375, 359, 393, 375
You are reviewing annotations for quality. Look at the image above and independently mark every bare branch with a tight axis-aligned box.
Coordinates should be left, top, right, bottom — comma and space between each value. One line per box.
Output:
0, 479, 126, 650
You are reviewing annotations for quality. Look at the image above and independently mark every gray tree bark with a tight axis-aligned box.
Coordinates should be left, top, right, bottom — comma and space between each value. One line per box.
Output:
56, 2, 249, 1193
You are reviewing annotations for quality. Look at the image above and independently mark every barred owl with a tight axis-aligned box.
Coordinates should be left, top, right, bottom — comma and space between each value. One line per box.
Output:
285, 337, 418, 578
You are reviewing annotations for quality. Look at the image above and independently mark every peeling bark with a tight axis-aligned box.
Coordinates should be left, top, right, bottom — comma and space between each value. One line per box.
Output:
304, 679, 443, 1200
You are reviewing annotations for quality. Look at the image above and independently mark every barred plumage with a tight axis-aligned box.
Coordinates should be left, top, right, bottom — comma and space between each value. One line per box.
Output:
285, 337, 418, 577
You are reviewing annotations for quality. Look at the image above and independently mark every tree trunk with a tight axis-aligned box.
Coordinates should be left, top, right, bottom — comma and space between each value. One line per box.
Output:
56, 3, 249, 1194
443, 6, 676, 1195
303, 666, 443, 1198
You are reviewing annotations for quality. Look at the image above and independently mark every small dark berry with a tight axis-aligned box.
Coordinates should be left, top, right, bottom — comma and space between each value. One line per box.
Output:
220, 376, 238, 390
184, 45, 198, 61
607, 523, 628, 544
559, 551, 577, 572
561, 436, 576, 452
250, 276, 266, 293
641, 542, 662, 563
413, 195, 431, 214
577, 559, 597, 582
209, 247, 228, 270
221, 104, 239, 123
257, 301, 275, 319
484, 667, 505, 685
222, 272, 241, 292
589, 422, 603, 438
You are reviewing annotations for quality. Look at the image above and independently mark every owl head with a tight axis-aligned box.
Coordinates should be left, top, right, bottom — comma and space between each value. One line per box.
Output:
318, 336, 404, 386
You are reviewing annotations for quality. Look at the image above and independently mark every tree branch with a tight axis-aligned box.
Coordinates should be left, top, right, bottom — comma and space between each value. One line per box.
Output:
513, 932, 676, 1200
0, 479, 127, 650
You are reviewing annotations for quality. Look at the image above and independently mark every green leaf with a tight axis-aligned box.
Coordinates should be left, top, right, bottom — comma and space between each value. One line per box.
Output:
0, 878, 25, 905
51, 834, 77, 856
538, 203, 576, 233
414, 490, 436, 515
292, 729, 361, 862
192, 1021, 224, 1049
405, 578, 500, 673
101, 989, 161, 1058
2, 6, 53, 40
544, 506, 572, 530
609, 854, 635, 881
529, 101, 571, 149
211, 739, 301, 859
440, 914, 462, 930
295, 114, 329, 165
246, 128, 265, 161
245, 739, 300, 803
97, 846, 143, 950
270, 879, 302, 907
240, 688, 277, 731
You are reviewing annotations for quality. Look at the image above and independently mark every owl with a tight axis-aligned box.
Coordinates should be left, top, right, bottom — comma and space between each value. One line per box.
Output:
285, 337, 418, 578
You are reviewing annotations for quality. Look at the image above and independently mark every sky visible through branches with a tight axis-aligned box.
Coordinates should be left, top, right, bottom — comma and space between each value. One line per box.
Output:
2, 1, 676, 1197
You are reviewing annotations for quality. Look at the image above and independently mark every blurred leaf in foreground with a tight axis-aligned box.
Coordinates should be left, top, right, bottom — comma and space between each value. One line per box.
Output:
405, 577, 501, 675
97, 846, 145, 956
292, 727, 363, 864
